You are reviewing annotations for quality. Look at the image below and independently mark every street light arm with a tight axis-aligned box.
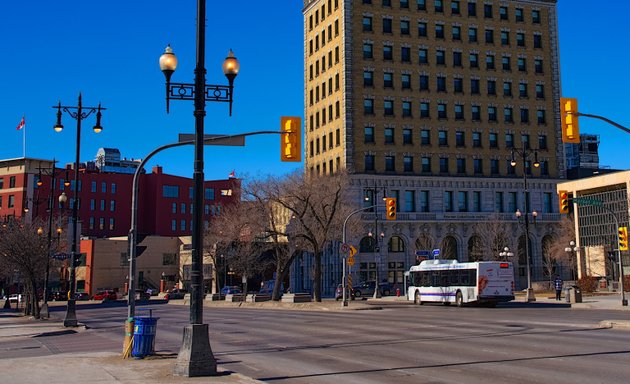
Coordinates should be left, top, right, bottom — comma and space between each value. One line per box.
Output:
574, 112, 630, 135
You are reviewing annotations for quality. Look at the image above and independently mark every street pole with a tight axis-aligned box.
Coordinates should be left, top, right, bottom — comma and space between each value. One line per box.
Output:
342, 204, 376, 307
53, 94, 104, 327
40, 161, 57, 319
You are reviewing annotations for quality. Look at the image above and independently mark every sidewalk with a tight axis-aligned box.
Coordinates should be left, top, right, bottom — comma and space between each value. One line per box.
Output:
0, 310, 263, 384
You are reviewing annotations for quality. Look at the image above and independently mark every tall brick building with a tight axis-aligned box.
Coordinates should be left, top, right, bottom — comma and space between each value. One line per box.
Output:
299, 0, 565, 293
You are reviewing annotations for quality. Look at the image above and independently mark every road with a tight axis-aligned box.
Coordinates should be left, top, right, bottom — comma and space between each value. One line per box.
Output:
4, 301, 630, 383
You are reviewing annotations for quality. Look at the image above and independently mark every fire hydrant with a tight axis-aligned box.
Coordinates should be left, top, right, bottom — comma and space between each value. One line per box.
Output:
396, 287, 401, 297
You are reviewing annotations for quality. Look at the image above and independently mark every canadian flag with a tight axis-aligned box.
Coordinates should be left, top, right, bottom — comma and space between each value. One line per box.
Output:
228, 170, 235, 178
16, 116, 25, 130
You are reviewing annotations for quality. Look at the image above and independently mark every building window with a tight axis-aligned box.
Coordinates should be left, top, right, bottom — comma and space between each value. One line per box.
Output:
501, 31, 509, 45
535, 59, 543, 73
421, 157, 431, 172
515, 8, 524, 22
436, 50, 446, 65
402, 101, 412, 117
456, 131, 465, 147
484, 4, 492, 18
485, 29, 494, 44
532, 10, 541, 24
503, 81, 512, 96
473, 159, 483, 174
495, 192, 504, 213
384, 100, 394, 116
467, 1, 476, 16
363, 16, 373, 32
536, 84, 545, 99
89, 217, 95, 230
451, 0, 460, 14
537, 110, 546, 124
471, 105, 481, 121
458, 191, 468, 212
383, 17, 392, 33
435, 24, 444, 39
111, 183, 117, 194
205, 188, 215, 200
418, 21, 427, 37
384, 72, 394, 88
538, 134, 548, 150
455, 104, 464, 120
363, 71, 374, 86
502, 56, 511, 71
487, 80, 496, 95
453, 51, 462, 67
488, 106, 497, 121
505, 133, 514, 149
472, 132, 481, 147
401, 74, 411, 89
401, 46, 411, 62
489, 132, 498, 148
405, 190, 416, 212
419, 75, 429, 90
486, 54, 495, 70
403, 156, 413, 172
101, 182, 107, 193
363, 43, 373, 59
180, 219, 186, 231
438, 130, 448, 146
99, 218, 105, 230
421, 129, 431, 145
490, 159, 499, 175
383, 45, 393, 60
520, 108, 529, 123
471, 79, 480, 94
401, 0, 409, 8
504, 107, 513, 123
364, 99, 374, 114
384, 127, 394, 143
91, 181, 97, 192
438, 103, 447, 119
110, 200, 115, 212
437, 76, 446, 92
109, 218, 115, 230
365, 155, 375, 171
417, 0, 426, 10
385, 156, 395, 171
468, 27, 477, 43
499, 6, 508, 20
420, 102, 430, 118
533, 34, 542, 49
439, 158, 448, 173
401, 20, 410, 35
420, 190, 429, 212
444, 191, 453, 212
418, 48, 428, 64
162, 185, 179, 198
364, 126, 375, 143
518, 57, 527, 72
454, 78, 463, 93
455, 158, 466, 174
181, 202, 186, 214
100, 200, 105, 211
469, 53, 478, 68
171, 220, 176, 231
452, 25, 461, 40
8, 195, 15, 208
434, 0, 443, 13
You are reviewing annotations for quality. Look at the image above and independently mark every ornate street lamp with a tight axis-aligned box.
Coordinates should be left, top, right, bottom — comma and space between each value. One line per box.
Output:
158, 0, 239, 377
52, 95, 105, 327
499, 246, 514, 261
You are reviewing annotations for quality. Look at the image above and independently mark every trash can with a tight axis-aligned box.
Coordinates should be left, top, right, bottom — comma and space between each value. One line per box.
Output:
565, 287, 572, 303
132, 316, 159, 358
571, 285, 582, 303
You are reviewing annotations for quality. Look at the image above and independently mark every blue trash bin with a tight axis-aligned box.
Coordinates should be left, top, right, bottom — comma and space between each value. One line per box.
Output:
132, 316, 159, 358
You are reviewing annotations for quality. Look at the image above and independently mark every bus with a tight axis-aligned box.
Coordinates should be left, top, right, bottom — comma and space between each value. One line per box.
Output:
407, 259, 515, 307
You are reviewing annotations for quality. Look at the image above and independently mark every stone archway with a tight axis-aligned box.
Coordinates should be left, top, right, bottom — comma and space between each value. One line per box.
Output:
442, 236, 458, 260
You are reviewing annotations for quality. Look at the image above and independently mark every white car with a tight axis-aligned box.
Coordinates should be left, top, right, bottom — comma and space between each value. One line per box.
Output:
8, 294, 22, 303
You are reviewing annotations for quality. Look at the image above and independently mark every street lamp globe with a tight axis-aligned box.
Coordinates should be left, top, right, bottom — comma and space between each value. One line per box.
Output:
222, 49, 240, 79
37, 227, 44, 236
515, 209, 522, 218
58, 192, 68, 205
159, 45, 178, 82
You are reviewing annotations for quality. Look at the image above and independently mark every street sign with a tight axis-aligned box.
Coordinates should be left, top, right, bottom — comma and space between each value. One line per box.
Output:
347, 255, 355, 267
340, 243, 349, 253
415, 250, 430, 257
432, 249, 440, 257
52, 252, 71, 260
573, 197, 603, 206
349, 245, 357, 257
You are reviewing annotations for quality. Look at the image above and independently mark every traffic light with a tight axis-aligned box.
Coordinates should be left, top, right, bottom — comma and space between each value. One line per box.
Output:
560, 97, 580, 144
280, 116, 302, 162
618, 226, 628, 251
558, 190, 570, 214
385, 197, 397, 221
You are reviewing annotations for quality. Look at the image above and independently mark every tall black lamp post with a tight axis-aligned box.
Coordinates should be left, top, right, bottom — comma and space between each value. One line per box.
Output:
53, 94, 105, 327
158, 0, 239, 377
511, 144, 539, 302
36, 162, 69, 318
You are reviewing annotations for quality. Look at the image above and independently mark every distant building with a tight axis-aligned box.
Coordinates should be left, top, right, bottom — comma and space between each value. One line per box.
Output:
565, 134, 619, 179
94, 147, 142, 174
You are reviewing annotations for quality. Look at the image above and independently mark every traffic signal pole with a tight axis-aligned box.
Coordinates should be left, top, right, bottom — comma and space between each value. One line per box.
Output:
573, 112, 630, 135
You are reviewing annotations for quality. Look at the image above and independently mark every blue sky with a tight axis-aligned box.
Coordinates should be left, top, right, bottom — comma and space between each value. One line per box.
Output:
1, 1, 629, 179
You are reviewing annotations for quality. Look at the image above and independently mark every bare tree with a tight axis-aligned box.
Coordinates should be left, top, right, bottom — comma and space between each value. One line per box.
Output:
210, 200, 269, 297
0, 218, 48, 317
542, 217, 577, 286
471, 215, 517, 262
262, 171, 357, 302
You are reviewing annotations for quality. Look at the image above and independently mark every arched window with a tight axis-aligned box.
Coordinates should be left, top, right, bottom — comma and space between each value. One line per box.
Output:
468, 236, 483, 261
359, 236, 376, 253
388, 236, 405, 252
442, 236, 458, 260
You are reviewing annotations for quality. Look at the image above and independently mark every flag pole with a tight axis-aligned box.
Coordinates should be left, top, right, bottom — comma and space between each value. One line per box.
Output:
22, 118, 26, 157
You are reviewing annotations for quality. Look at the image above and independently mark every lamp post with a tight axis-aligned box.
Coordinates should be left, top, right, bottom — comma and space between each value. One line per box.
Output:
564, 241, 578, 281
499, 246, 514, 261
52, 94, 105, 327
516, 208, 537, 301
511, 144, 539, 303
37, 161, 69, 319
158, 0, 239, 377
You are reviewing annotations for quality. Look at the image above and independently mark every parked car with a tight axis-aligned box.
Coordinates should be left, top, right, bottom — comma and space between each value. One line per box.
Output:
92, 290, 118, 301
8, 294, 22, 303
352, 281, 392, 298
74, 292, 90, 301
259, 280, 284, 295
133, 289, 151, 301
335, 284, 354, 301
164, 288, 188, 300
220, 286, 242, 295
50, 291, 68, 301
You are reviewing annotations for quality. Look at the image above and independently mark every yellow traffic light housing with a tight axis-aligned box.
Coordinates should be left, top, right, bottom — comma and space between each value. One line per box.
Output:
385, 197, 397, 221
280, 116, 302, 162
558, 190, 569, 214
560, 97, 580, 143
619, 226, 628, 251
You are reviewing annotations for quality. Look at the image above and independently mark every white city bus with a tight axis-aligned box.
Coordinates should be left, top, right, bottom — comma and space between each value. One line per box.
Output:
407, 259, 515, 307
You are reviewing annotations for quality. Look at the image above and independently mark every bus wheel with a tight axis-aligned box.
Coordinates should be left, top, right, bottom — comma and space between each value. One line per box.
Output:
414, 291, 422, 305
455, 291, 464, 307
